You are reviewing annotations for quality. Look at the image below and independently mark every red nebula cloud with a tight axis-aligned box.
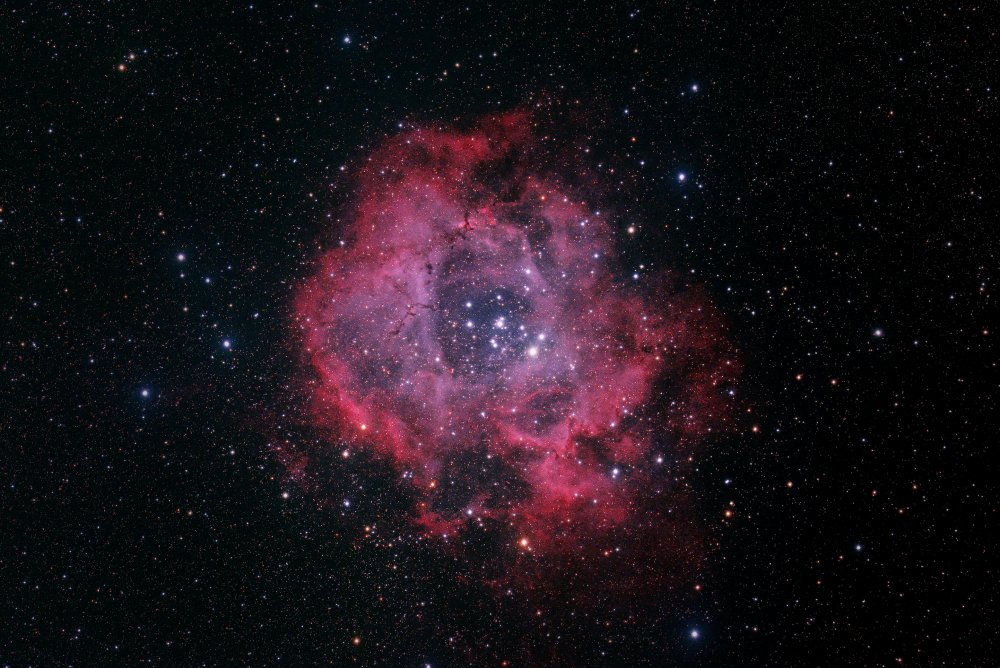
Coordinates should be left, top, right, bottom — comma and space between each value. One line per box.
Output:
288, 110, 738, 560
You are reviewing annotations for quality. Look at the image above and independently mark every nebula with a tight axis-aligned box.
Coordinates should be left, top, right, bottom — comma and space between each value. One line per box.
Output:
289, 110, 738, 560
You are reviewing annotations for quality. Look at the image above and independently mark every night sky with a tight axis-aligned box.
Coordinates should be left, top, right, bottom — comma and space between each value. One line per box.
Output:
3, 2, 997, 666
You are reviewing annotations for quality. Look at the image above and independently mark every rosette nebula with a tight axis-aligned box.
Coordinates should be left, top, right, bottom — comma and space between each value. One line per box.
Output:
292, 110, 738, 560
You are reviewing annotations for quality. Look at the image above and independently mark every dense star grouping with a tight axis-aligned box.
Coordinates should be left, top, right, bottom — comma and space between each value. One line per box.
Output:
285, 111, 739, 562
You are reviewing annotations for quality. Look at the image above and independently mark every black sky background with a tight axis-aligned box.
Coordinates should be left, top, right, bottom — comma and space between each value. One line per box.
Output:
2, 2, 997, 665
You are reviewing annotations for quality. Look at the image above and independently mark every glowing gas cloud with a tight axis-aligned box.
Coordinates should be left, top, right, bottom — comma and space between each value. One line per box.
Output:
289, 110, 738, 557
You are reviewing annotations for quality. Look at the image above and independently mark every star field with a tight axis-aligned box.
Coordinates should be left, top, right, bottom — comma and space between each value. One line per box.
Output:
2, 2, 996, 666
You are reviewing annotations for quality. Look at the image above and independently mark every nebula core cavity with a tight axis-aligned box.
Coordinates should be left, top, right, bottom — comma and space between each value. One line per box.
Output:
293, 110, 737, 553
